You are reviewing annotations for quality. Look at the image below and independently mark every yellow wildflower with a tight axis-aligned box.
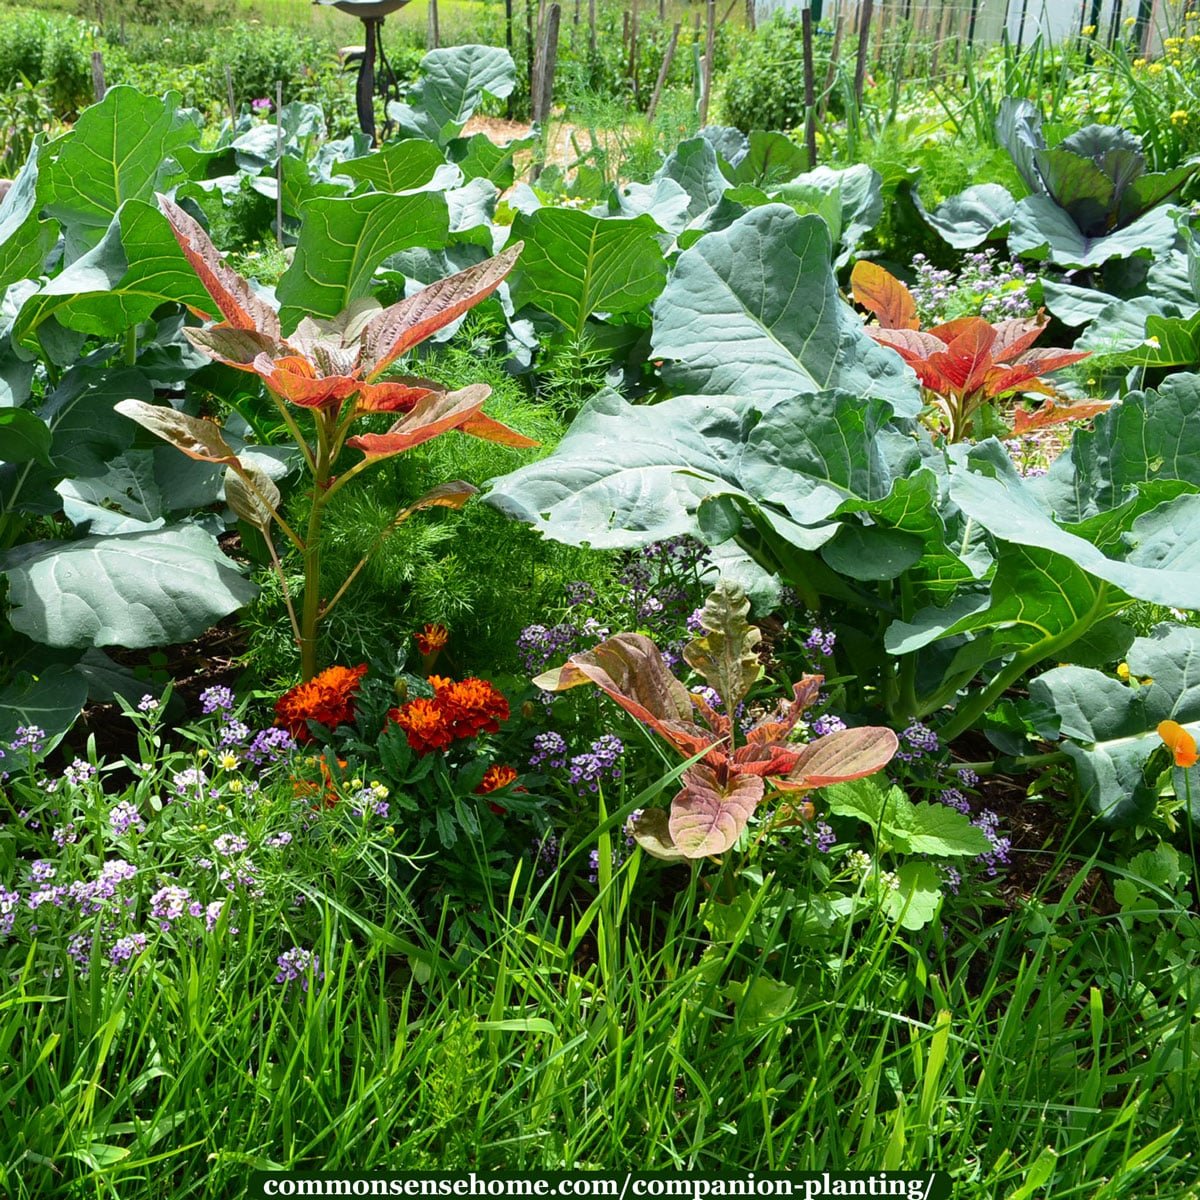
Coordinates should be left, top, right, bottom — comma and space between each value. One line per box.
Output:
1117, 662, 1131, 681
1171, 110, 1189, 125
1082, 24, 1096, 36
1150, 62, 1165, 74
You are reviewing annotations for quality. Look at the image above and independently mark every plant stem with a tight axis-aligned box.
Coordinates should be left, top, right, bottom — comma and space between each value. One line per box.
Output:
124, 325, 137, 366
298, 416, 333, 681
938, 590, 1109, 742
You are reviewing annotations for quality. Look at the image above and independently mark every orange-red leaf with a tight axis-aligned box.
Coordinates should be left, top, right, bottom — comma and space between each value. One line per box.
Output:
253, 354, 359, 409
1011, 396, 1114, 435
669, 765, 765, 857
927, 321, 997, 396
354, 380, 439, 414
850, 261, 919, 330
457, 412, 539, 448
990, 313, 1049, 362
361, 244, 523, 380
157, 193, 281, 337
344, 384, 512, 458
773, 726, 899, 792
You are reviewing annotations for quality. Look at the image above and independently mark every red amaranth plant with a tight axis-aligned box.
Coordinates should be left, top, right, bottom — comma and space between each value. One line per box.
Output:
116, 196, 535, 680
850, 261, 1104, 441
534, 582, 898, 859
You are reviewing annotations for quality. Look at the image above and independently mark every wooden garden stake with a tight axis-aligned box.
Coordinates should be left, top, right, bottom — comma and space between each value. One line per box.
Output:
275, 81, 284, 248
853, 0, 873, 108
505, 0, 515, 114
589, 0, 597, 56
819, 14, 844, 118
91, 50, 106, 102
536, 2, 561, 124
525, 0, 536, 113
531, 3, 561, 179
802, 6, 817, 166
647, 20, 680, 121
630, 0, 640, 106
746, 0, 756, 33
224, 65, 237, 124
428, 0, 439, 48
700, 0, 716, 126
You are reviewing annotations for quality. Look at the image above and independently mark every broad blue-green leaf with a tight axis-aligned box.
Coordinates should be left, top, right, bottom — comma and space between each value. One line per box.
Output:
0, 281, 37, 408
0, 408, 52, 467
1010, 194, 1179, 268
387, 46, 516, 144
507, 208, 666, 337
1029, 625, 1200, 823
701, 125, 749, 166
1076, 299, 1200, 367
0, 137, 57, 289
487, 388, 902, 557
655, 136, 727, 219
1, 524, 256, 649
996, 97, 1045, 195
447, 178, 499, 247
1040, 278, 1117, 327
885, 540, 1124, 662
608, 177, 692, 236
13, 200, 214, 348
229, 101, 326, 173
649, 205, 920, 413
56, 449, 165, 534
921, 183, 1016, 249
720, 130, 808, 188
336, 138, 455, 192
950, 445, 1200, 610
773, 164, 882, 266
276, 190, 450, 326
1036, 374, 1200, 521
0, 366, 153, 518
447, 131, 535, 189
37, 87, 202, 260
0, 665, 89, 759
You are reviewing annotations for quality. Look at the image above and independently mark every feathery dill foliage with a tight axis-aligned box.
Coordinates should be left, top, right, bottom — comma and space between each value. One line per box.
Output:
244, 322, 614, 680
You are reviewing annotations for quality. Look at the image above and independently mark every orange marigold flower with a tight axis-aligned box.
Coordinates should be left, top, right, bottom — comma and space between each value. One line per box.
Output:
274, 664, 368, 743
437, 677, 510, 740
475, 763, 519, 815
387, 676, 509, 755
415, 623, 449, 655
475, 764, 518, 794
389, 697, 456, 756
1158, 720, 1198, 768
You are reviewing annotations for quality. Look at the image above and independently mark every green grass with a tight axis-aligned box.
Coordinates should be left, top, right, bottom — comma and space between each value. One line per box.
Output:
3, 745, 1198, 1197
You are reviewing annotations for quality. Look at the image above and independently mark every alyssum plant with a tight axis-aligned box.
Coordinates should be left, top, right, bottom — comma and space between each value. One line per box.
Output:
118, 195, 534, 680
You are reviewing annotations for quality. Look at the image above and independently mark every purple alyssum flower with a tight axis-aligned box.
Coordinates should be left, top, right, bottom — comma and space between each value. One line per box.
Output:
529, 731, 568, 770
109, 933, 147, 966
199, 685, 236, 714
244, 727, 295, 765
804, 627, 837, 657
109, 800, 144, 836
11, 724, 45, 754
275, 946, 322, 990
568, 734, 624, 793
150, 885, 192, 931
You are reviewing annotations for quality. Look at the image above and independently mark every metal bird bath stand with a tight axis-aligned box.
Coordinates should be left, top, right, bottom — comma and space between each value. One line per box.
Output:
315, 0, 412, 142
